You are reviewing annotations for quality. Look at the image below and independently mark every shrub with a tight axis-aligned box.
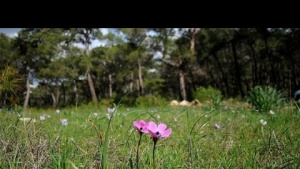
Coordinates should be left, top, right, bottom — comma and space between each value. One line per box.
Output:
135, 95, 168, 107
100, 99, 115, 107
247, 86, 285, 112
193, 86, 222, 103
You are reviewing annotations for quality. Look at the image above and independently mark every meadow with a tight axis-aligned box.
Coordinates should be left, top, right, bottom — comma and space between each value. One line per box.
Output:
1, 100, 300, 169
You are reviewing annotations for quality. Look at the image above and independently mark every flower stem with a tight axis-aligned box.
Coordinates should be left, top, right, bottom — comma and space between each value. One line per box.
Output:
102, 117, 112, 169
152, 138, 158, 169
135, 133, 142, 169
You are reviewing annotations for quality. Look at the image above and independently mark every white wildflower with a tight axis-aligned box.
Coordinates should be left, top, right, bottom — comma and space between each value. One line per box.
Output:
260, 119, 267, 125
40, 115, 46, 121
107, 107, 115, 113
214, 123, 221, 129
106, 113, 112, 120
61, 119, 68, 126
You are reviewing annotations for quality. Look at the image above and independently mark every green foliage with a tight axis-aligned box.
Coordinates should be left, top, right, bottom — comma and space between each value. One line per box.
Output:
100, 93, 117, 107
135, 95, 168, 107
0, 65, 23, 108
193, 86, 223, 102
0, 65, 22, 95
113, 94, 136, 107
100, 99, 114, 107
212, 95, 222, 109
247, 86, 285, 112
1, 104, 300, 168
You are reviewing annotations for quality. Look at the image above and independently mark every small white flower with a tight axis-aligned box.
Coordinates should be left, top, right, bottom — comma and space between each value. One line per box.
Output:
156, 114, 160, 119
269, 110, 275, 115
260, 119, 267, 125
107, 108, 115, 113
56, 109, 60, 114
205, 114, 209, 118
174, 117, 177, 122
106, 113, 112, 120
214, 123, 221, 129
61, 119, 68, 126
40, 115, 46, 121
94, 112, 98, 116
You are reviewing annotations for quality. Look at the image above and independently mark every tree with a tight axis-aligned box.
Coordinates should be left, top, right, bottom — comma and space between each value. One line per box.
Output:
72, 28, 102, 106
118, 28, 150, 96
13, 28, 65, 109
151, 28, 201, 100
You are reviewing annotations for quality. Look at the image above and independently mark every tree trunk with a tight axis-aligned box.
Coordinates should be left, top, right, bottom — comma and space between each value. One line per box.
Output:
86, 69, 98, 106
179, 69, 187, 100
108, 74, 112, 98
189, 28, 200, 57
136, 79, 140, 95
62, 82, 66, 107
55, 87, 60, 107
50, 86, 60, 108
129, 72, 134, 92
137, 59, 144, 95
51, 93, 56, 107
248, 40, 258, 87
213, 52, 229, 96
82, 28, 98, 106
23, 74, 30, 109
189, 28, 201, 94
3, 93, 7, 107
264, 39, 277, 85
73, 80, 78, 108
231, 41, 244, 97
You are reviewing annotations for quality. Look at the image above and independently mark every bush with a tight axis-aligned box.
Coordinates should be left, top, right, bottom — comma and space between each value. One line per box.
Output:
135, 95, 168, 107
247, 86, 285, 112
193, 86, 223, 102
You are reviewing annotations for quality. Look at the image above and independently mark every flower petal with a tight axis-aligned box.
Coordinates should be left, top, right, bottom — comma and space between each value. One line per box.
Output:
133, 121, 140, 128
139, 120, 147, 126
162, 128, 172, 138
149, 130, 157, 137
142, 128, 149, 133
147, 121, 157, 133
157, 123, 167, 133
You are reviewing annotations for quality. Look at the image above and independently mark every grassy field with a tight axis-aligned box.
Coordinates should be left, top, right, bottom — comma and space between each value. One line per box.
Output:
1, 101, 300, 168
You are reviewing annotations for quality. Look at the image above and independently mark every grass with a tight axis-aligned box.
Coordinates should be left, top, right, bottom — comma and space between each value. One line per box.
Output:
1, 101, 300, 168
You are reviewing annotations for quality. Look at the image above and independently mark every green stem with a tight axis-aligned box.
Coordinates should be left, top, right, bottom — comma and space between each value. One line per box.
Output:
102, 118, 112, 169
135, 133, 142, 169
152, 138, 157, 169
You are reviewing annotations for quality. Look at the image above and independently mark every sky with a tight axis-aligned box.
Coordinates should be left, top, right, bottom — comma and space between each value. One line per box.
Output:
0, 28, 20, 37
0, 28, 106, 49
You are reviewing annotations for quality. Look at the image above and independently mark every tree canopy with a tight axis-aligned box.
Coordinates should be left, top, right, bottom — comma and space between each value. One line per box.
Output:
0, 28, 299, 108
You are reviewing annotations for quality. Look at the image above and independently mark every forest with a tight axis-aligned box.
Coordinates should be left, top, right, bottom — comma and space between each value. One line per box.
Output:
1, 28, 299, 109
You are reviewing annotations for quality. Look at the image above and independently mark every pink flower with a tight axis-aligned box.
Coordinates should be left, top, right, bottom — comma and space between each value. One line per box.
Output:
147, 121, 172, 139
133, 120, 149, 134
